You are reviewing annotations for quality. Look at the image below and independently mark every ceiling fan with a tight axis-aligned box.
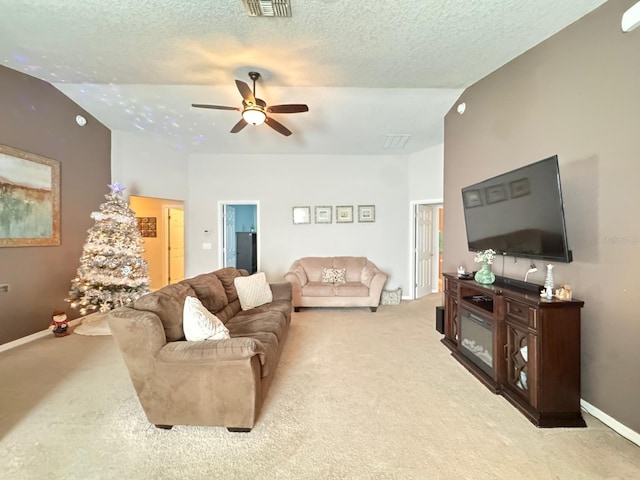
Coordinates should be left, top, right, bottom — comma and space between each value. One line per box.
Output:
192, 71, 309, 136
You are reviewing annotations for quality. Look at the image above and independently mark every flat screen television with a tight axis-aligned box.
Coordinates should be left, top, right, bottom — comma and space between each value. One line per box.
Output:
461, 155, 572, 263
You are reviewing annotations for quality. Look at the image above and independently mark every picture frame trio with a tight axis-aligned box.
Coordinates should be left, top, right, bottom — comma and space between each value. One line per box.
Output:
463, 177, 531, 209
292, 205, 376, 224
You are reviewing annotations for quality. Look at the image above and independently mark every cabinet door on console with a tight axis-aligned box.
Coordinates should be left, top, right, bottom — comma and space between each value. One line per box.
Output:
443, 277, 460, 348
505, 320, 538, 408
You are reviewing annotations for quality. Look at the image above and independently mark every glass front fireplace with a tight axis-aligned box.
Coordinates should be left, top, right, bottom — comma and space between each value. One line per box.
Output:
459, 308, 494, 376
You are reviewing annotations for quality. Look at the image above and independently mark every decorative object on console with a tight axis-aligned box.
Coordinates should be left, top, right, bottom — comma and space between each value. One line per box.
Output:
556, 284, 573, 300
357, 205, 375, 223
336, 206, 353, 223
544, 264, 555, 300
473, 249, 496, 285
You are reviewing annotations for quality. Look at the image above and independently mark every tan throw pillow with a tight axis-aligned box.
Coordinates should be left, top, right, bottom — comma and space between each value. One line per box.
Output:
321, 267, 346, 284
321, 267, 334, 283
234, 272, 274, 311
183, 296, 230, 341
332, 268, 346, 284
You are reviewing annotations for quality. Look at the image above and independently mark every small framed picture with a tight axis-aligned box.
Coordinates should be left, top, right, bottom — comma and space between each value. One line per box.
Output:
358, 205, 375, 223
336, 205, 354, 223
484, 184, 507, 204
463, 189, 483, 208
314, 206, 332, 224
292, 206, 311, 224
509, 178, 530, 199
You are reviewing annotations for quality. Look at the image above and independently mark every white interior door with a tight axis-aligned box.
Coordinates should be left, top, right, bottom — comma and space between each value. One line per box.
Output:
224, 205, 237, 268
167, 208, 184, 284
415, 204, 434, 298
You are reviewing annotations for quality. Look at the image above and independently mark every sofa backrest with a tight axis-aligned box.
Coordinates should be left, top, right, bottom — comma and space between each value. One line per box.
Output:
298, 256, 368, 283
133, 267, 249, 340
133, 282, 196, 342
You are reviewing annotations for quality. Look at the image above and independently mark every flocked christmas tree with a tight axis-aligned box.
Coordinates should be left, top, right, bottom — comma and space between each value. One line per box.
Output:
66, 182, 150, 315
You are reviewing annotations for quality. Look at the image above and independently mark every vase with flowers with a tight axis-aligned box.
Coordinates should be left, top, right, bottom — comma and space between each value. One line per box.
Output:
474, 249, 496, 285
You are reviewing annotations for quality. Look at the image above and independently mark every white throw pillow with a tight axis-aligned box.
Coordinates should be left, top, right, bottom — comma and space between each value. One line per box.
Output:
234, 272, 273, 311
183, 296, 230, 341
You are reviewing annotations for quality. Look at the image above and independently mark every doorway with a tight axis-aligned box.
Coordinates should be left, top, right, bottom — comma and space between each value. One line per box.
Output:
130, 196, 185, 290
219, 202, 259, 273
411, 201, 443, 299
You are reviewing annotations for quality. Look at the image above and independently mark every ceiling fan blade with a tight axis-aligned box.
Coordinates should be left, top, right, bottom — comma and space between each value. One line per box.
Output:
235, 80, 256, 104
192, 104, 240, 111
230, 118, 248, 133
267, 104, 309, 114
265, 116, 292, 136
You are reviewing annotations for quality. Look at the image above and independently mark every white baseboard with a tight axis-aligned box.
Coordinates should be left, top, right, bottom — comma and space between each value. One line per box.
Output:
0, 318, 84, 354
581, 399, 640, 447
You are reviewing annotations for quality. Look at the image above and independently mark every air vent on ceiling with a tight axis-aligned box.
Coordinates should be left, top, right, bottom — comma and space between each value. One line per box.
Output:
242, 0, 291, 17
382, 134, 411, 149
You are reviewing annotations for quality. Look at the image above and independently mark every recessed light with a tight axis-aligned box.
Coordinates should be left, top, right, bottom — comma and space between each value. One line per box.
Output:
76, 115, 87, 126
457, 103, 466, 115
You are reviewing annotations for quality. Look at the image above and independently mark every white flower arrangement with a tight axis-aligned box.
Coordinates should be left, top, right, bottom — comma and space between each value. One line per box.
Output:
474, 248, 496, 265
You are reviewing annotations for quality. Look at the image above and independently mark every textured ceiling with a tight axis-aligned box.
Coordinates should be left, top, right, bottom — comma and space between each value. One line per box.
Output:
0, 0, 607, 155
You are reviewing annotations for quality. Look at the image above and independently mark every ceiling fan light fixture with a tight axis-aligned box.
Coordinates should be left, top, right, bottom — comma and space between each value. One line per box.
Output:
242, 106, 267, 125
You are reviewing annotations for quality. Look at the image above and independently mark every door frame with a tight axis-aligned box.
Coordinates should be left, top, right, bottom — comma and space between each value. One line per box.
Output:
409, 199, 443, 299
217, 200, 261, 271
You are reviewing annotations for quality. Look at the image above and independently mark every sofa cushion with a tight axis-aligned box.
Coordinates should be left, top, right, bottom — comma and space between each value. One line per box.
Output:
360, 264, 376, 286
335, 282, 369, 297
299, 257, 333, 282
226, 311, 288, 342
234, 272, 274, 310
302, 281, 335, 297
237, 299, 292, 324
213, 267, 246, 303
183, 296, 230, 341
333, 256, 367, 282
134, 283, 196, 341
182, 273, 228, 313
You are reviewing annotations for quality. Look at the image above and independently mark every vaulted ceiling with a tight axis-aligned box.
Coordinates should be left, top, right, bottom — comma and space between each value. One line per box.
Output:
0, 0, 606, 155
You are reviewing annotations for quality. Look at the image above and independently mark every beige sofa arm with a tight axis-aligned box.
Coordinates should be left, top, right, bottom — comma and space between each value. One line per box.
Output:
157, 337, 267, 365
368, 271, 388, 300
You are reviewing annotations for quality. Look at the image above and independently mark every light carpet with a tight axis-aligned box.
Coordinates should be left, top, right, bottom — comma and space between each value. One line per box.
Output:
1, 294, 639, 479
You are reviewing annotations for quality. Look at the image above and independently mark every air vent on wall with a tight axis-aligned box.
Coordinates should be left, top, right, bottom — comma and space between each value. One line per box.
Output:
242, 0, 291, 17
382, 134, 411, 149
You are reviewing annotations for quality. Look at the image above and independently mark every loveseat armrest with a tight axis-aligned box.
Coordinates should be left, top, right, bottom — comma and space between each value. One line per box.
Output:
157, 337, 266, 366
270, 282, 292, 302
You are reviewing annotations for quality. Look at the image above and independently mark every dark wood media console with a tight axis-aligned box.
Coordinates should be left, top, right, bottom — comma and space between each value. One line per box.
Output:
442, 273, 585, 428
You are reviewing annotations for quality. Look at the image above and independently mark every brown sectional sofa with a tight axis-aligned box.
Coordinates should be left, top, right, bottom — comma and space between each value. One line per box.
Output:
284, 256, 387, 312
107, 267, 292, 432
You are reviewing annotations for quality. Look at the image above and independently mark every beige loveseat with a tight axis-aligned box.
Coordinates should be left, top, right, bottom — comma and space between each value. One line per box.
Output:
284, 256, 387, 312
107, 267, 291, 432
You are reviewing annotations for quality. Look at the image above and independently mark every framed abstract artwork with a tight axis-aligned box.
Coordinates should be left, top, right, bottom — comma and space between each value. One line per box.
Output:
358, 205, 375, 223
336, 205, 353, 223
0, 144, 60, 247
314, 206, 332, 224
292, 206, 311, 224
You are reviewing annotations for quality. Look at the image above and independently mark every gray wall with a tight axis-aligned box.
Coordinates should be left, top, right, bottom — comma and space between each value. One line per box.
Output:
443, 0, 640, 432
0, 66, 111, 344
